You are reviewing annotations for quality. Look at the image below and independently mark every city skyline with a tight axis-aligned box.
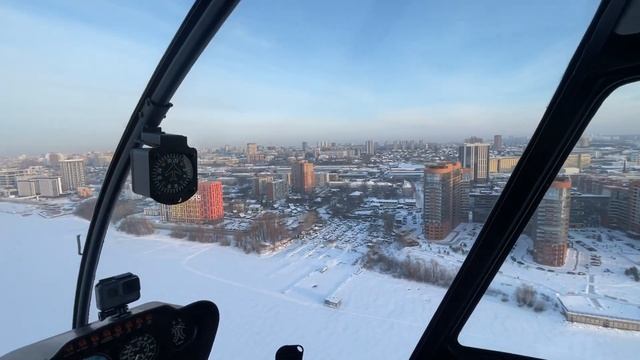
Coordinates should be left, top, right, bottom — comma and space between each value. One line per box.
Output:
3, 132, 636, 158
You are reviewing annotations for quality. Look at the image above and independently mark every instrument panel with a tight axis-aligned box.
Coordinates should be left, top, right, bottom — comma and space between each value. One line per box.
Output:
0, 301, 219, 360
58, 306, 194, 360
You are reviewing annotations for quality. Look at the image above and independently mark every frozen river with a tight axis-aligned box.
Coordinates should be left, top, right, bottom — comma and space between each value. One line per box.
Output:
1, 202, 639, 359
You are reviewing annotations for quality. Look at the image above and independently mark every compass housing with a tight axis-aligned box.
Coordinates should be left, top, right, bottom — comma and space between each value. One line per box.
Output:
131, 133, 198, 205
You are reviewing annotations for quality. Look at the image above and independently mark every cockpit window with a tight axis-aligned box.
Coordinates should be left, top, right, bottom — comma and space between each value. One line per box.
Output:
0, 0, 187, 352
0, 1, 603, 359
459, 82, 640, 359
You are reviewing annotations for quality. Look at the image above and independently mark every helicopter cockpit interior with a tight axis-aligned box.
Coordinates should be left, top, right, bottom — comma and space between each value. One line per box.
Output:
2, 0, 640, 359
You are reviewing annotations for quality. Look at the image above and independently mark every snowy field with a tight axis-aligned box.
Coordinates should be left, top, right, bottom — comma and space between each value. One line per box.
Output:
1, 202, 639, 359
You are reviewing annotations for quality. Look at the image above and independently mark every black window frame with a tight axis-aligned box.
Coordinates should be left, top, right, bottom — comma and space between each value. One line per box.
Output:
412, 0, 640, 358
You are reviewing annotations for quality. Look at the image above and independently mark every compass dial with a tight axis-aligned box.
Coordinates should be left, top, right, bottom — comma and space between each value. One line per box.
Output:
119, 334, 158, 360
151, 153, 194, 195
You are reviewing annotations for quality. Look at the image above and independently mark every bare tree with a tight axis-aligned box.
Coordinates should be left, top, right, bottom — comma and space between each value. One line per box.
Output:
74, 198, 97, 220
111, 200, 138, 223
117, 217, 154, 236
74, 198, 139, 224
169, 226, 188, 239
363, 249, 456, 288
515, 284, 537, 307
625, 266, 640, 281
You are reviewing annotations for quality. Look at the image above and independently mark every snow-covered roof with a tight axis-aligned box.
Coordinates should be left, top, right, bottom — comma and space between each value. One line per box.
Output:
558, 294, 640, 322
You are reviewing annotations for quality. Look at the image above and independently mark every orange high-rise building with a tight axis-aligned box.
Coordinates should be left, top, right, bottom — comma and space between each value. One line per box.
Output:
291, 160, 315, 194
161, 181, 224, 223
423, 162, 470, 240
533, 177, 571, 266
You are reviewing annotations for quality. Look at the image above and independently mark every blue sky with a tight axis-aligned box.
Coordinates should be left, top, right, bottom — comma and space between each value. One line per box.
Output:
3, 0, 635, 155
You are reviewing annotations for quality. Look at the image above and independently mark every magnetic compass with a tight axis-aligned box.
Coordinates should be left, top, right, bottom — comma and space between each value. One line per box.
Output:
150, 152, 195, 195
131, 131, 198, 205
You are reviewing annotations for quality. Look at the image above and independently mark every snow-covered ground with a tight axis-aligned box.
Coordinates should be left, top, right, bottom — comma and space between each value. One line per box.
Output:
1, 202, 639, 359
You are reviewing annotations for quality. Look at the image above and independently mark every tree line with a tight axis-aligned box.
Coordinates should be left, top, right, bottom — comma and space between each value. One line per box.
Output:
363, 247, 456, 287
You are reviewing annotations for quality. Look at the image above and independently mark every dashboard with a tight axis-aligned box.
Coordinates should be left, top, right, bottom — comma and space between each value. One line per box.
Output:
0, 301, 219, 360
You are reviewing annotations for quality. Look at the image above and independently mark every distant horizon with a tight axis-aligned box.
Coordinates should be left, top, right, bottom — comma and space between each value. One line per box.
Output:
4, 131, 640, 158
3, 0, 640, 155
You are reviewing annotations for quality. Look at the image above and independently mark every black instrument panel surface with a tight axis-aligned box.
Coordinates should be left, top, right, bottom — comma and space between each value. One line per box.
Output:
1, 301, 219, 360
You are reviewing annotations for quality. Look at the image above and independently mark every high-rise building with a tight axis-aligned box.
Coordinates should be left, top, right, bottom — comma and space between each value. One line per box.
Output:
423, 162, 467, 240
493, 135, 503, 150
253, 173, 273, 200
16, 178, 37, 197
265, 179, 287, 202
470, 190, 501, 223
0, 168, 32, 188
628, 181, 640, 234
458, 143, 490, 182
302, 141, 308, 152
291, 160, 315, 194
365, 140, 376, 155
246, 143, 258, 155
36, 177, 63, 197
533, 177, 571, 267
569, 173, 607, 195
603, 185, 630, 231
160, 181, 224, 223
59, 159, 86, 192
456, 169, 472, 223
245, 143, 264, 163
570, 193, 609, 228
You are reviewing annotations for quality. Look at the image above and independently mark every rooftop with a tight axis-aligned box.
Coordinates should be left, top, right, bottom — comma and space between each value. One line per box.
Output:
558, 294, 640, 322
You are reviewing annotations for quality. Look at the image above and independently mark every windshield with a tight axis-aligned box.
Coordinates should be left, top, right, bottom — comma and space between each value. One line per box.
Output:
2, 1, 625, 359
0, 0, 190, 351
458, 82, 640, 359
